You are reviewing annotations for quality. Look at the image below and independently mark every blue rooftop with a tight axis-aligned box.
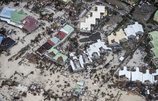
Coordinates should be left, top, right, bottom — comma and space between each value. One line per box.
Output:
0, 7, 15, 19
0, 35, 4, 44
60, 24, 74, 35
1, 37, 16, 50
50, 37, 60, 44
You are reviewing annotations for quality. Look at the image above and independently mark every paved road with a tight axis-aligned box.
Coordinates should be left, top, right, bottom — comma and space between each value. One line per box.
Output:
102, 2, 128, 16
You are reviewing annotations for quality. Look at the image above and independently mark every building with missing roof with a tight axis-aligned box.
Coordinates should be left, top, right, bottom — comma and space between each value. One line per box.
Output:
69, 39, 112, 72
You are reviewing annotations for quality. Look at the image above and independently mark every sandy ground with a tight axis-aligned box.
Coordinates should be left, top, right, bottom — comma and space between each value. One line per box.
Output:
0, 53, 146, 101
127, 49, 146, 67
119, 93, 145, 101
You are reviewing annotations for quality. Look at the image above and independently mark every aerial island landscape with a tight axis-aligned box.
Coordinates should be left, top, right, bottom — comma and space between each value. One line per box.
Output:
0, 0, 158, 101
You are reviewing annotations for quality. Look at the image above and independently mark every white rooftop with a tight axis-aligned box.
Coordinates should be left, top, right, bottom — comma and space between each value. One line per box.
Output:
79, 55, 84, 68
70, 56, 85, 72
119, 56, 124, 62
0, 17, 23, 28
69, 40, 111, 72
70, 60, 76, 71
16, 84, 28, 92
131, 67, 143, 82
119, 66, 158, 83
124, 22, 144, 37
87, 39, 112, 58
119, 66, 131, 80
80, 5, 106, 31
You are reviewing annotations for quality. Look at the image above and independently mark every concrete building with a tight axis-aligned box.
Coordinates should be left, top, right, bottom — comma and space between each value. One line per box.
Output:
69, 39, 111, 72
87, 39, 111, 59
70, 56, 85, 72
119, 66, 158, 83
79, 5, 107, 32
124, 22, 144, 38
108, 29, 127, 45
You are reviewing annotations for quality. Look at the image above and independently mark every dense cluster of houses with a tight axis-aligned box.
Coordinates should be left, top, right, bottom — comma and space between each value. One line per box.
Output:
79, 4, 144, 45
108, 22, 144, 45
118, 23, 158, 84
0, 0, 158, 100
0, 7, 39, 33
117, 15, 158, 83
36, 24, 74, 65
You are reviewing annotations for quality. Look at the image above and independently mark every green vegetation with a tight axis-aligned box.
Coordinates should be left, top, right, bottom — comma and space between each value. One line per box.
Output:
149, 31, 158, 58
154, 10, 158, 22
